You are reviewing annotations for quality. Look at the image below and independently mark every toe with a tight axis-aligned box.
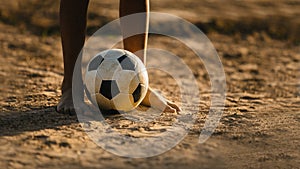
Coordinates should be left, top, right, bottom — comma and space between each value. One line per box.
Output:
64, 107, 71, 115
68, 107, 76, 116
56, 104, 66, 114
163, 105, 176, 113
68, 104, 77, 115
55, 105, 61, 113
56, 103, 76, 115
167, 101, 181, 112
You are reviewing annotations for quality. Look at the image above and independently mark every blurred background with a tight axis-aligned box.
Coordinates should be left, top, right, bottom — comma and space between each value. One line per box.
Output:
1, 0, 299, 43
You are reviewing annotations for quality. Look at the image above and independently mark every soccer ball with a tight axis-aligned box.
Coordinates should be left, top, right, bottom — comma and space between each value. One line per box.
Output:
84, 49, 148, 112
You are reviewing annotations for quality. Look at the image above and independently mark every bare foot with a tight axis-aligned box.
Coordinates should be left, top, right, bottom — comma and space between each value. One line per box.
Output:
57, 87, 100, 117
57, 87, 180, 115
141, 87, 181, 113
56, 88, 76, 115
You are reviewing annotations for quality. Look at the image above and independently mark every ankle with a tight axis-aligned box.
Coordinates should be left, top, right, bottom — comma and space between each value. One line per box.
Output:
61, 80, 72, 94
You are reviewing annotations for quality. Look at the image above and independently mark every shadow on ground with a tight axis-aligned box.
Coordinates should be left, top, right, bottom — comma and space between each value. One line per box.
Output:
0, 107, 78, 136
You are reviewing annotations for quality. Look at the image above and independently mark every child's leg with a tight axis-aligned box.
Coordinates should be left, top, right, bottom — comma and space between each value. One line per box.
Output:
57, 0, 89, 114
119, 0, 149, 63
119, 0, 180, 112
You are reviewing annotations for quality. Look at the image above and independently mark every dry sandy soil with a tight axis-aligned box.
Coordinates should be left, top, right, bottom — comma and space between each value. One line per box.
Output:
0, 0, 299, 168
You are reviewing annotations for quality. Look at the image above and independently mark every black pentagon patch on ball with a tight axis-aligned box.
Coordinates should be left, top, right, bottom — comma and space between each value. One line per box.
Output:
117, 55, 135, 71
100, 80, 120, 100
88, 55, 104, 71
132, 83, 142, 103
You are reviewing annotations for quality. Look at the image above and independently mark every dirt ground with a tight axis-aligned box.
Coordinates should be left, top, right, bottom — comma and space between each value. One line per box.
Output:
0, 0, 299, 168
